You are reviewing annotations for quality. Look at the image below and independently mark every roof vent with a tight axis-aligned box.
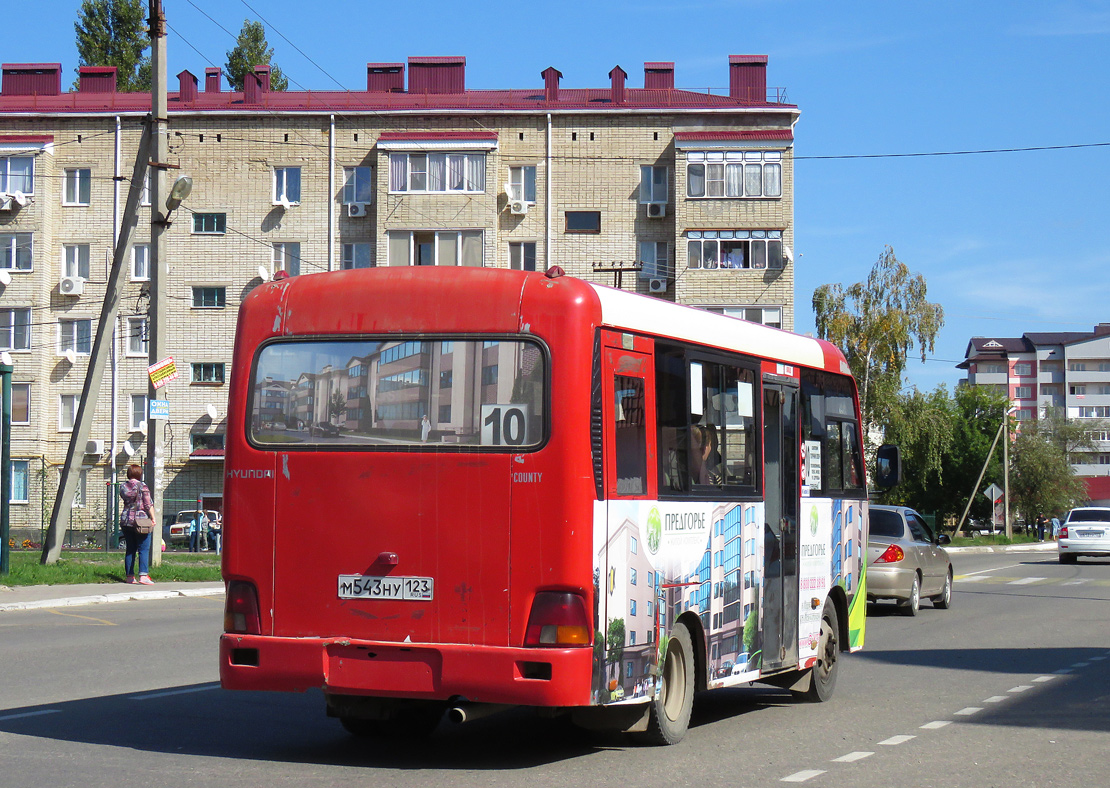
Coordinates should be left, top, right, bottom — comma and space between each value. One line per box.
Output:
729, 55, 768, 103
78, 66, 117, 94
609, 65, 627, 105
367, 63, 405, 93
541, 66, 562, 102
177, 70, 198, 102
205, 67, 222, 93
244, 65, 271, 104
408, 56, 465, 94
1, 63, 62, 97
644, 62, 674, 90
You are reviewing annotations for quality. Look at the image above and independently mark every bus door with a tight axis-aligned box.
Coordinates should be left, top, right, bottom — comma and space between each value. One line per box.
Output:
761, 381, 799, 671
598, 330, 657, 700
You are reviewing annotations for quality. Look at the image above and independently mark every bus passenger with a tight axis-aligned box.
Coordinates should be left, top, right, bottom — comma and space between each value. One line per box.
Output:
690, 423, 722, 485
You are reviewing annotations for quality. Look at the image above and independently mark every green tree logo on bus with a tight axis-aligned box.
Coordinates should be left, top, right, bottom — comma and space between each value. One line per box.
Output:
646, 507, 662, 555
810, 504, 819, 537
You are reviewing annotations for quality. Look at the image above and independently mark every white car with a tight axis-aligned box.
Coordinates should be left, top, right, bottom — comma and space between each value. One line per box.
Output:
1058, 507, 1110, 564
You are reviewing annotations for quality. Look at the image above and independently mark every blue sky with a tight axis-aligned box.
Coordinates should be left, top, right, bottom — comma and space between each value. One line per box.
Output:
9, 1, 1110, 392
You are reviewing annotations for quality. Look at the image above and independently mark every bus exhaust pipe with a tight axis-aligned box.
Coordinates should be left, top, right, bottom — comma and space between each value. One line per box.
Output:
447, 702, 510, 724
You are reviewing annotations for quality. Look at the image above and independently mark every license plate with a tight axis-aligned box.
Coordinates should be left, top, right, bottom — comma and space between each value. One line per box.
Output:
1075, 530, 1103, 538
337, 575, 434, 601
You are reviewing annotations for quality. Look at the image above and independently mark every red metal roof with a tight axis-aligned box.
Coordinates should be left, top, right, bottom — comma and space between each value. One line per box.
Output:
377, 131, 498, 141
674, 129, 794, 141
1083, 475, 1110, 503
0, 134, 53, 142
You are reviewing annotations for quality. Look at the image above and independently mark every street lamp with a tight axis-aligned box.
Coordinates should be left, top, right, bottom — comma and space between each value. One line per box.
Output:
165, 175, 192, 212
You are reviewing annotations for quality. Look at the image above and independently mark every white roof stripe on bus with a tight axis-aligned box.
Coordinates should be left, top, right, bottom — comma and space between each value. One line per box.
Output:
587, 283, 829, 369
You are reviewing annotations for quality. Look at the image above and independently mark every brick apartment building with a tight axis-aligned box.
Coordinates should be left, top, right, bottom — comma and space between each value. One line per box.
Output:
959, 324, 1110, 479
0, 55, 799, 543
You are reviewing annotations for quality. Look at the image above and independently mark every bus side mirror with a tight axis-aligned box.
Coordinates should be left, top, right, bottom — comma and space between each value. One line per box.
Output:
875, 444, 902, 489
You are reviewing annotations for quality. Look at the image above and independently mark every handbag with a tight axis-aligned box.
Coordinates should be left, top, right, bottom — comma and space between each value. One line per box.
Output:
132, 510, 155, 534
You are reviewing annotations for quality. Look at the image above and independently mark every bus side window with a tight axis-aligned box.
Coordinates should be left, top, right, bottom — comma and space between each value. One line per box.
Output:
841, 421, 863, 490
825, 421, 844, 490
614, 375, 647, 495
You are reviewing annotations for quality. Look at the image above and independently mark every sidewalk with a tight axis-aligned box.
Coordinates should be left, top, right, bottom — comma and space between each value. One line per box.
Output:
947, 540, 1059, 555
0, 581, 224, 613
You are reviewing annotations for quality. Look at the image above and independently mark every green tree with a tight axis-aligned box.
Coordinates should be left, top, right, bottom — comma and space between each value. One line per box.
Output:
1010, 417, 1088, 523
812, 246, 944, 434
225, 20, 289, 92
328, 391, 345, 421
73, 0, 150, 92
605, 617, 626, 662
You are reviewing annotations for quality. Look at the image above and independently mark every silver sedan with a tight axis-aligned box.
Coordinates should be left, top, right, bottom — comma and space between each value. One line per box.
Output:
866, 505, 953, 616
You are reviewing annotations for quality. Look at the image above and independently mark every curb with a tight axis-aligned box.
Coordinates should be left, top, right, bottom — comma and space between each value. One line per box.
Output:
0, 586, 224, 613
946, 542, 1059, 555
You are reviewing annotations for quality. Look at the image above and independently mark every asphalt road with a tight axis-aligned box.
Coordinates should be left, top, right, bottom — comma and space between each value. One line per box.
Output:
0, 549, 1107, 788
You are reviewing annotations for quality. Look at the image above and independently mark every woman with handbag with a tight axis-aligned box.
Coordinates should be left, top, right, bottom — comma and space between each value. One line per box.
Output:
119, 464, 156, 585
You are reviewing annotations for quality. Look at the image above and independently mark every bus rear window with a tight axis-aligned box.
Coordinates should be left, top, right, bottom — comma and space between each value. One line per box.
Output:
251, 337, 545, 448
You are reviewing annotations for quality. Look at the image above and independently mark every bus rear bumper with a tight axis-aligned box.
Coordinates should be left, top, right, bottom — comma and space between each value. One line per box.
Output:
219, 634, 594, 707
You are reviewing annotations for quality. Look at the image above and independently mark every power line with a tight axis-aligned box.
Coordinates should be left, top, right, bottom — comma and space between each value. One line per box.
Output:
796, 141, 1110, 161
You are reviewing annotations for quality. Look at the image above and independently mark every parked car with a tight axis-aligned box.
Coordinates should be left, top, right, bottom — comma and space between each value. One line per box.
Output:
1058, 507, 1110, 564
309, 421, 340, 437
714, 661, 734, 679
867, 505, 953, 616
167, 509, 222, 546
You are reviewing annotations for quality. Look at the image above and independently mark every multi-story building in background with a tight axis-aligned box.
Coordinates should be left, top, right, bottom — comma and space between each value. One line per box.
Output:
959, 324, 1110, 487
0, 55, 798, 543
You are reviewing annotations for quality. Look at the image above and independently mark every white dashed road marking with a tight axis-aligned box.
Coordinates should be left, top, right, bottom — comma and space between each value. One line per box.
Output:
1071, 662, 1090, 668
832, 752, 874, 763
954, 707, 982, 716
983, 696, 1007, 703
1008, 577, 1045, 585
1008, 685, 1033, 693
920, 721, 951, 729
1032, 676, 1057, 683
781, 770, 826, 782
1054, 668, 1073, 674
130, 684, 220, 701
878, 735, 916, 746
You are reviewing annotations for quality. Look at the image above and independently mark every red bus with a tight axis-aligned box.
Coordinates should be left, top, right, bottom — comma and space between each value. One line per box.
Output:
220, 266, 891, 744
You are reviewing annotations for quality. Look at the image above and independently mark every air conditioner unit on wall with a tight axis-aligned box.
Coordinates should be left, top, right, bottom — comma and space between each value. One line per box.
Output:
59, 276, 85, 296
85, 439, 104, 455
347, 202, 368, 218
648, 278, 667, 294
647, 202, 666, 219
509, 199, 529, 216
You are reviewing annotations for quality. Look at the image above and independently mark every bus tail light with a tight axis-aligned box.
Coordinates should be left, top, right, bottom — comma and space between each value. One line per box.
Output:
875, 544, 905, 563
524, 591, 591, 647
225, 580, 261, 634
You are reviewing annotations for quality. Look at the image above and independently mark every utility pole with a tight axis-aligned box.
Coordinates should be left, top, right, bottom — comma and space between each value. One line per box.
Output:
1003, 413, 1012, 540
40, 130, 151, 564
147, 0, 169, 565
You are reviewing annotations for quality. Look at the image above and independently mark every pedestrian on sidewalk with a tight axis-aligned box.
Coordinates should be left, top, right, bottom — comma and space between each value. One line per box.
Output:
119, 464, 156, 585
1035, 513, 1047, 541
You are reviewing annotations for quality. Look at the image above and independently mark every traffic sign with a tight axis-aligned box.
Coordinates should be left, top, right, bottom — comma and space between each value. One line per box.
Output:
984, 483, 1003, 502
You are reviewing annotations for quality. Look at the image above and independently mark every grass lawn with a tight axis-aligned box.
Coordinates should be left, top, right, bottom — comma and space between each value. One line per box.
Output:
0, 551, 222, 586
948, 532, 1050, 548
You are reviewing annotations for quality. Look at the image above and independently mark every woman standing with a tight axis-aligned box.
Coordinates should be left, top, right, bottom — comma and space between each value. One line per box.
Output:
119, 464, 156, 585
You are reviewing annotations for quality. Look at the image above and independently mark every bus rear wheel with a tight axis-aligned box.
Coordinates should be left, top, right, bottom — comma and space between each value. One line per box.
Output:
797, 598, 839, 703
641, 621, 695, 745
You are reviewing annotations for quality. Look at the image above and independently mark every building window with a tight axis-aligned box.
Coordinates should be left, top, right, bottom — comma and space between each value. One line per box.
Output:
192, 287, 226, 308
1, 233, 33, 271
192, 362, 225, 384
703, 305, 783, 329
438, 404, 451, 422
639, 165, 668, 203
0, 308, 31, 350
140, 170, 151, 206
977, 363, 1005, 374
342, 242, 373, 269
388, 152, 486, 193
630, 599, 637, 616
63, 168, 92, 205
1013, 362, 1033, 376
131, 244, 149, 281
130, 394, 147, 431
1014, 386, 1032, 399
387, 230, 483, 267
1070, 362, 1087, 372
1077, 406, 1110, 418
191, 432, 226, 451
72, 469, 88, 508
629, 630, 636, 645
10, 460, 29, 503
687, 230, 784, 270
630, 535, 638, 554
59, 394, 80, 432
63, 244, 91, 279
342, 166, 373, 204
630, 567, 637, 585
273, 167, 301, 204
192, 213, 226, 234
126, 317, 148, 356
1, 156, 34, 194
686, 150, 782, 198
509, 242, 536, 271
508, 165, 537, 203
565, 211, 601, 234
638, 241, 669, 279
11, 383, 30, 424
272, 242, 301, 276
59, 319, 92, 356
481, 364, 498, 386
